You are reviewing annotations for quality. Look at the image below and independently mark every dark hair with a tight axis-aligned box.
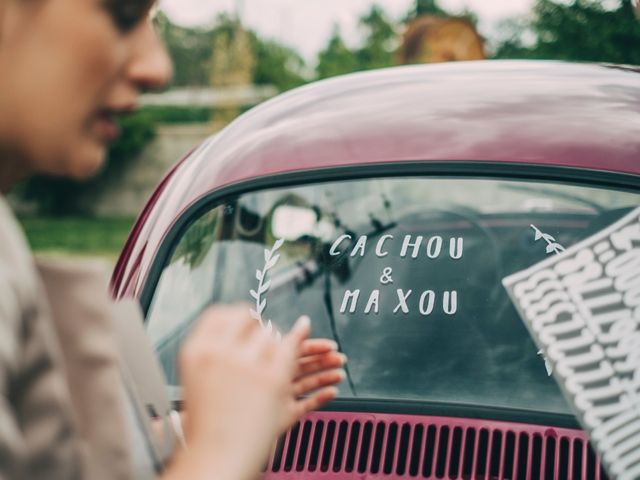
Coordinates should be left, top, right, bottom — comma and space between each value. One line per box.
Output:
103, 0, 155, 33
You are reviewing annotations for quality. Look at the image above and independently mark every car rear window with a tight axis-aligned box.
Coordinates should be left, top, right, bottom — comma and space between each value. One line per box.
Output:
146, 176, 639, 414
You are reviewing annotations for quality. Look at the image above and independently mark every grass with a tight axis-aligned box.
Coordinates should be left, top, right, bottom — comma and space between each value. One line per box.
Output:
18, 216, 135, 259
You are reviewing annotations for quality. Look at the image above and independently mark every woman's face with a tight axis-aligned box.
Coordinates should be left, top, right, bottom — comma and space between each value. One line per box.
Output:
0, 0, 172, 180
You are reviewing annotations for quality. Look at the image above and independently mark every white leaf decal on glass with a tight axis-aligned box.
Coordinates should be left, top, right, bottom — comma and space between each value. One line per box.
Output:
259, 280, 271, 294
249, 239, 285, 336
257, 299, 266, 315
531, 225, 565, 376
533, 226, 543, 241
266, 254, 280, 270
531, 224, 566, 257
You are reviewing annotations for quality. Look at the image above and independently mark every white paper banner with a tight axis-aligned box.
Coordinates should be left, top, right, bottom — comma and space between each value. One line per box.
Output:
503, 206, 640, 480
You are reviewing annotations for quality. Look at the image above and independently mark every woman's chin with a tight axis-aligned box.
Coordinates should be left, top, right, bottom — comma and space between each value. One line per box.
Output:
64, 142, 108, 180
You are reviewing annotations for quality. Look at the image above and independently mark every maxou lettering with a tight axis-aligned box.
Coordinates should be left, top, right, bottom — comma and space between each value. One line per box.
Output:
503, 209, 640, 479
339, 289, 458, 316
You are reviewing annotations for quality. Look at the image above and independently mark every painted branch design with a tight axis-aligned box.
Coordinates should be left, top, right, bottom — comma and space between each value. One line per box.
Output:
531, 224, 566, 255
531, 224, 566, 376
249, 238, 284, 336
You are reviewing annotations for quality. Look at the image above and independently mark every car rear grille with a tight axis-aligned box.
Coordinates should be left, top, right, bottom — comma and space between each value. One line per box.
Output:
264, 412, 608, 479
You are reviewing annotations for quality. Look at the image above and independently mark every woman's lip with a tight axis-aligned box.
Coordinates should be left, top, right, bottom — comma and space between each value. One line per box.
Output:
93, 103, 138, 143
111, 103, 139, 115
94, 114, 121, 142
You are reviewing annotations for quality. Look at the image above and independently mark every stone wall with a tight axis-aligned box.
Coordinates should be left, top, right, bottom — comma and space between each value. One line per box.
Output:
91, 123, 214, 217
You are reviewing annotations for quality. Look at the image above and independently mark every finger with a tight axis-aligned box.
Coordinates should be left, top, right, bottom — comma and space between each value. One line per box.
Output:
293, 369, 346, 397
282, 316, 311, 361
296, 352, 347, 379
294, 387, 339, 418
289, 315, 312, 344
300, 338, 338, 357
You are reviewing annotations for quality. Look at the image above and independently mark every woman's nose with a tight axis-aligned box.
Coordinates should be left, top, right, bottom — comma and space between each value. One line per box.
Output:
127, 22, 173, 91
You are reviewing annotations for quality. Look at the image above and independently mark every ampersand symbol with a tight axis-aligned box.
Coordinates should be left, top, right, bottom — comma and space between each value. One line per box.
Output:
380, 267, 394, 285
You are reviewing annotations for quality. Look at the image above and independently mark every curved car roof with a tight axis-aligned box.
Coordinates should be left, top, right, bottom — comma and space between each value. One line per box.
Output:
112, 60, 640, 298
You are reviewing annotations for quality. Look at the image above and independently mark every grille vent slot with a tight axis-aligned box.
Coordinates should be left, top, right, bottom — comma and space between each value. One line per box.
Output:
265, 412, 608, 479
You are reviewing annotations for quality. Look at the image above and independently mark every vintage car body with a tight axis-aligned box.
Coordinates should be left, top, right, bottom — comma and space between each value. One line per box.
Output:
112, 61, 640, 479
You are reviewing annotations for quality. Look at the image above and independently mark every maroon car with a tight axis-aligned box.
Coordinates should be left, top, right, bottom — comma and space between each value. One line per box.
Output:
113, 61, 640, 479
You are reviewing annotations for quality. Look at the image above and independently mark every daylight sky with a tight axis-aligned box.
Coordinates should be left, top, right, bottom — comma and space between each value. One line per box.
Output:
159, 0, 534, 61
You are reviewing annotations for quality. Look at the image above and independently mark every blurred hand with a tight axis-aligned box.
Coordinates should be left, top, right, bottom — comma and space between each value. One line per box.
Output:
163, 334, 346, 445
163, 307, 346, 480
166, 305, 303, 480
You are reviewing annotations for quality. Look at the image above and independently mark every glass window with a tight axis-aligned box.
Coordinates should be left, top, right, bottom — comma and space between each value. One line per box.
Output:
146, 176, 639, 414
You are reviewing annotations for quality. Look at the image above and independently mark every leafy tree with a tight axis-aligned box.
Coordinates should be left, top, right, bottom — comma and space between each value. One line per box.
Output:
315, 6, 397, 78
491, 17, 534, 59
157, 12, 308, 92
316, 26, 359, 79
404, 0, 478, 27
415, 0, 448, 17
494, 0, 640, 63
356, 5, 397, 70
251, 35, 307, 91
208, 13, 307, 92
210, 13, 255, 87
154, 12, 215, 87
458, 7, 480, 27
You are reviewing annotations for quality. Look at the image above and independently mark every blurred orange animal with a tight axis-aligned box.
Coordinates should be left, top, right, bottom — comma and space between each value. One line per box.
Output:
397, 15, 485, 64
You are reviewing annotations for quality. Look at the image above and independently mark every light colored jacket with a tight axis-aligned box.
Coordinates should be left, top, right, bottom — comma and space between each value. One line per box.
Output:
0, 197, 135, 479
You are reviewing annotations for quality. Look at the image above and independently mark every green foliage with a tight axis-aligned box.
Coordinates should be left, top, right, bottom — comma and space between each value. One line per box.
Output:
494, 0, 640, 63
107, 111, 157, 172
155, 12, 215, 87
492, 17, 534, 59
415, 0, 448, 17
252, 35, 307, 91
210, 13, 256, 87
171, 208, 220, 268
316, 26, 359, 79
209, 13, 308, 92
458, 7, 480, 27
141, 106, 211, 124
403, 0, 479, 29
356, 5, 397, 70
18, 111, 156, 215
18, 216, 134, 257
157, 12, 308, 92
316, 6, 396, 79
